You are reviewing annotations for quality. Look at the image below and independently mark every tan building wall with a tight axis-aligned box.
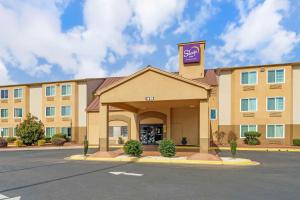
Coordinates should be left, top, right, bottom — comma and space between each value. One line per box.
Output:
292, 65, 300, 139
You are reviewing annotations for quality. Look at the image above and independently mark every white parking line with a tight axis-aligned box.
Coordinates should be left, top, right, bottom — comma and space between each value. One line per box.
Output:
109, 171, 144, 177
0, 194, 21, 200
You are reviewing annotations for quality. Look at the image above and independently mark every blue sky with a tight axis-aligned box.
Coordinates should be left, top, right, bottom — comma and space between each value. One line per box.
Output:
0, 0, 299, 85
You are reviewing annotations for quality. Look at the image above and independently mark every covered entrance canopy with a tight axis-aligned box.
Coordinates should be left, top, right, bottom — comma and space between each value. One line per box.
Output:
95, 66, 211, 153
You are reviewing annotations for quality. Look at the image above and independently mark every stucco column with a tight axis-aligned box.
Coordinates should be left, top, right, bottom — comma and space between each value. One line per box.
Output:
166, 108, 171, 139
99, 103, 109, 151
199, 99, 209, 153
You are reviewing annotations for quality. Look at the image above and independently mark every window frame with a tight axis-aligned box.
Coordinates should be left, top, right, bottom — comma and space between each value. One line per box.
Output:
61, 105, 71, 117
210, 108, 217, 120
0, 108, 8, 119
240, 71, 258, 85
0, 89, 8, 100
45, 85, 56, 97
45, 106, 56, 118
267, 69, 285, 84
266, 124, 285, 139
1, 128, 9, 138
45, 127, 56, 138
13, 88, 23, 99
266, 96, 285, 112
61, 84, 72, 96
240, 98, 258, 112
240, 124, 258, 138
14, 108, 23, 118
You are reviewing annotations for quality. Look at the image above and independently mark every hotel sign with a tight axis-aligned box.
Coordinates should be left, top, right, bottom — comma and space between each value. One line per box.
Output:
183, 43, 201, 64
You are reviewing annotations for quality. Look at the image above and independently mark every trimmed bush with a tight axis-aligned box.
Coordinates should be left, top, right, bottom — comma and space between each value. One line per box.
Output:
293, 139, 300, 146
6, 137, 17, 143
16, 113, 44, 146
38, 139, 46, 146
159, 139, 176, 157
45, 137, 52, 143
14, 139, 23, 147
213, 131, 225, 145
123, 140, 143, 157
230, 140, 237, 158
227, 131, 237, 144
51, 137, 66, 146
52, 133, 67, 140
0, 137, 8, 148
244, 131, 261, 145
83, 135, 89, 156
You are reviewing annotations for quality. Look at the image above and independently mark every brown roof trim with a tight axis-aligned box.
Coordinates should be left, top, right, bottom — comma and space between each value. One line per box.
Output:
0, 78, 104, 88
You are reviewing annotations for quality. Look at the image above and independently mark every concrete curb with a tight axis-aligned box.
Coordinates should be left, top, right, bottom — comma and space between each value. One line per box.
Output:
210, 147, 300, 152
67, 155, 259, 166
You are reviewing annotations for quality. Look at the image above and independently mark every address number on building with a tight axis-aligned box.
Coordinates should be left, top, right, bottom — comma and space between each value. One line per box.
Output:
145, 96, 155, 101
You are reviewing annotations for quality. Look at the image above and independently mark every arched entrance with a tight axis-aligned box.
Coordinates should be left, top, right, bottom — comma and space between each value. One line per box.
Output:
137, 111, 167, 145
109, 115, 131, 144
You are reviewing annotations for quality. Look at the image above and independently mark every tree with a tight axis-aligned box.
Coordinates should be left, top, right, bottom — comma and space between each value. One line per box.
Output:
16, 113, 45, 146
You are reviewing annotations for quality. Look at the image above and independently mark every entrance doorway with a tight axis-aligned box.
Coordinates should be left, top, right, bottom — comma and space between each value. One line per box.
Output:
140, 124, 163, 145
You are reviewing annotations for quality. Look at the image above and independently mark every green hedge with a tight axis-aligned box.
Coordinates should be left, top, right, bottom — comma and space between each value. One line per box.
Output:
293, 139, 300, 146
123, 140, 143, 157
159, 139, 176, 157
244, 131, 261, 145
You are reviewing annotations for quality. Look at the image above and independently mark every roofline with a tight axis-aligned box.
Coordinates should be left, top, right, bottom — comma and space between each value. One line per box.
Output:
177, 40, 206, 49
0, 78, 104, 88
216, 61, 300, 72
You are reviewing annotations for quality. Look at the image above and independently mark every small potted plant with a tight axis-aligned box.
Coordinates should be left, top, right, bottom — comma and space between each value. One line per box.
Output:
181, 137, 187, 145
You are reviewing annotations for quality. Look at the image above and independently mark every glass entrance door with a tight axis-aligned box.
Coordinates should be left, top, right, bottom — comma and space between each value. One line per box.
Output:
140, 124, 163, 145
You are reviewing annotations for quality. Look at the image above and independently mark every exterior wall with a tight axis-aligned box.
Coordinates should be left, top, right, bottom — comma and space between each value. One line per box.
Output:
219, 65, 293, 145
29, 86, 42, 119
293, 65, 300, 139
218, 71, 232, 126
209, 86, 219, 139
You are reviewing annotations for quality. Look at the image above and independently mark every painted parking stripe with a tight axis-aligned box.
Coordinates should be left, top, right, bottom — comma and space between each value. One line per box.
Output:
109, 171, 144, 176
0, 194, 8, 199
0, 194, 21, 200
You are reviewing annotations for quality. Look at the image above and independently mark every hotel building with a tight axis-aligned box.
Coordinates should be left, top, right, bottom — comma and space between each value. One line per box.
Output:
1, 41, 300, 152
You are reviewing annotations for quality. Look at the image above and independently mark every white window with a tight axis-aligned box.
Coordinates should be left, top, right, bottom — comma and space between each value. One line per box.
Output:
14, 108, 23, 118
241, 71, 257, 85
61, 127, 71, 138
61, 84, 72, 96
267, 69, 284, 84
0, 109, 8, 118
45, 127, 56, 138
1, 128, 9, 137
267, 124, 285, 139
240, 125, 257, 138
46, 107, 55, 117
210, 109, 217, 120
109, 126, 128, 137
267, 97, 284, 111
61, 106, 71, 117
0, 90, 8, 99
45, 86, 56, 97
13, 127, 17, 137
241, 98, 257, 112
14, 88, 23, 99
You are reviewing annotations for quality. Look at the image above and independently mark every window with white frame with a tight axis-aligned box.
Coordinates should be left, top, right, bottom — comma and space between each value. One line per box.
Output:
13, 127, 17, 137
241, 98, 257, 112
267, 69, 284, 84
61, 127, 71, 138
45, 127, 56, 138
14, 88, 23, 99
0, 90, 8, 99
210, 109, 217, 120
240, 125, 257, 138
61, 106, 71, 117
241, 71, 257, 85
1, 128, 9, 137
109, 126, 128, 137
267, 97, 284, 111
61, 84, 71, 96
0, 109, 8, 118
46, 107, 55, 117
46, 86, 56, 97
14, 108, 22, 118
267, 125, 285, 138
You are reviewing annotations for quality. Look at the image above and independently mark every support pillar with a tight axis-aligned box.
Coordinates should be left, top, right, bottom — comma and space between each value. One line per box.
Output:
166, 108, 171, 139
199, 99, 209, 153
99, 103, 109, 151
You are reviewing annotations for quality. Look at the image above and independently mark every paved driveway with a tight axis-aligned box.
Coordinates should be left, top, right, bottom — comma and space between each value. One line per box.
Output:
0, 149, 299, 200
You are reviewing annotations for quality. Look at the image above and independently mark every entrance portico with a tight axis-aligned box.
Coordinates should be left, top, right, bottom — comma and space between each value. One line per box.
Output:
96, 67, 211, 153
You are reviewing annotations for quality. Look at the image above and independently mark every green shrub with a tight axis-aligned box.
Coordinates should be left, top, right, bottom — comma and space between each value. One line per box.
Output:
244, 131, 261, 145
293, 139, 300, 146
51, 138, 66, 146
6, 137, 17, 143
16, 113, 44, 146
83, 135, 89, 156
52, 133, 67, 139
0, 137, 8, 148
227, 131, 237, 144
123, 140, 143, 157
230, 140, 237, 158
213, 131, 225, 145
14, 139, 23, 147
45, 137, 52, 143
38, 139, 46, 146
159, 139, 176, 157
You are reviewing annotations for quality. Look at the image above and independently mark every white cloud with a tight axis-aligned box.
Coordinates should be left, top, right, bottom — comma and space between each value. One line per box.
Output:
111, 60, 143, 77
130, 43, 157, 56
131, 0, 187, 38
0, 60, 14, 85
164, 54, 178, 72
207, 0, 300, 67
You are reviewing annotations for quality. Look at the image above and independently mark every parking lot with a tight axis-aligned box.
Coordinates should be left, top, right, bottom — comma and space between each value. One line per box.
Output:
0, 149, 299, 200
